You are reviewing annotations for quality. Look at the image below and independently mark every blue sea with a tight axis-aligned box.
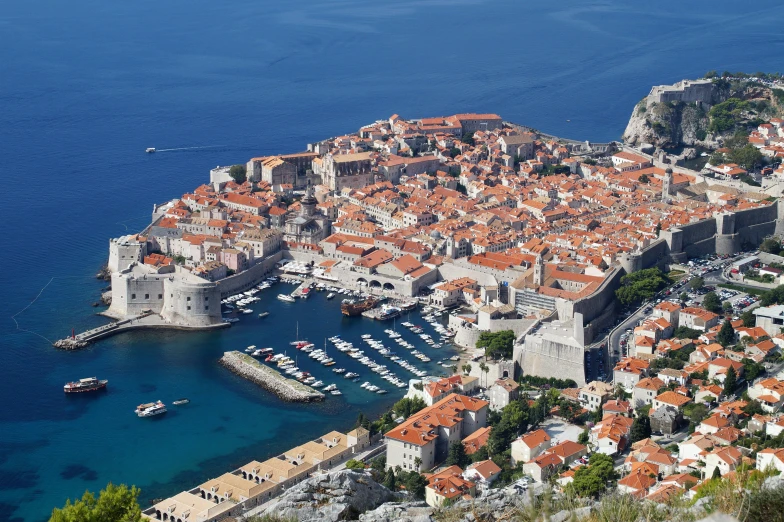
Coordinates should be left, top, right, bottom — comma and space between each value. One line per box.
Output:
2, 1, 784, 520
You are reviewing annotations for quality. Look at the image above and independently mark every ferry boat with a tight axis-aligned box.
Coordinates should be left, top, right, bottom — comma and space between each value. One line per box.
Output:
64, 377, 108, 393
258, 311, 270, 318
136, 400, 167, 417
341, 297, 377, 317
145, 147, 156, 153
173, 398, 189, 405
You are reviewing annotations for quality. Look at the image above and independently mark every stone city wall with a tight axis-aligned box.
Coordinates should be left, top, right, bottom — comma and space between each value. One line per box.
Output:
216, 252, 284, 298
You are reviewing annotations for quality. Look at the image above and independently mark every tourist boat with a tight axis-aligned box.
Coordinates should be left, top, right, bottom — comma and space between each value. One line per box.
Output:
277, 294, 296, 303
145, 147, 156, 153
173, 398, 189, 405
63, 377, 108, 393
258, 311, 270, 319
136, 401, 167, 417
341, 297, 377, 317
326, 292, 335, 300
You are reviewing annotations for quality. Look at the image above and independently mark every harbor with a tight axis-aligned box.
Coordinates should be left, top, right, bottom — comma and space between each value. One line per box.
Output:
219, 351, 325, 402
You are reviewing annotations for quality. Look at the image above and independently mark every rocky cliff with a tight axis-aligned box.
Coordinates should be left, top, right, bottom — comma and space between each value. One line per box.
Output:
249, 469, 766, 522
623, 79, 784, 149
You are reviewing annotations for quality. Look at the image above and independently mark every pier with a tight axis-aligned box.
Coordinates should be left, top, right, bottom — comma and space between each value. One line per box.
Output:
219, 351, 325, 402
53, 313, 228, 350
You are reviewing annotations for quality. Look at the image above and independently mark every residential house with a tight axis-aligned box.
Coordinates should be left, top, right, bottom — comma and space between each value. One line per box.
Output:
703, 446, 742, 479
462, 460, 502, 492
679, 307, 720, 331
614, 357, 650, 392
385, 394, 489, 472
425, 466, 476, 507
511, 429, 551, 465
633, 377, 665, 409
591, 414, 633, 455
488, 378, 520, 410
757, 448, 784, 473
747, 377, 784, 413
579, 381, 614, 411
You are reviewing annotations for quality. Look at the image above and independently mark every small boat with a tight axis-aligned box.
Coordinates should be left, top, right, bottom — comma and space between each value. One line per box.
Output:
146, 147, 156, 153
64, 377, 108, 394
136, 400, 167, 418
326, 293, 335, 300
258, 311, 270, 318
331, 390, 342, 396
173, 398, 189, 405
277, 294, 296, 303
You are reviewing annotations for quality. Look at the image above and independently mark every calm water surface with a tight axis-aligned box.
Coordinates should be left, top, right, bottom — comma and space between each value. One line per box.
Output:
2, 1, 784, 520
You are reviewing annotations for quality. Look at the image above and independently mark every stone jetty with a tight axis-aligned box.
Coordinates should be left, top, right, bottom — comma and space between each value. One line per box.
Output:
219, 351, 325, 402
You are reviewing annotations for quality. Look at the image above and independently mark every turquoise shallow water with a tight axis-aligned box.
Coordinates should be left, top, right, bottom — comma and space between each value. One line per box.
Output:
3, 1, 784, 520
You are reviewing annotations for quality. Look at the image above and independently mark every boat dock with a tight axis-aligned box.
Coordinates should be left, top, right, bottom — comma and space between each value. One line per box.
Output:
53, 313, 228, 350
219, 351, 325, 402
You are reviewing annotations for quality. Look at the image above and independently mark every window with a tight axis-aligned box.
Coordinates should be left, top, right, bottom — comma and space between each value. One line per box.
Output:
187, 296, 191, 301
205, 306, 209, 311
131, 294, 136, 299
145, 294, 149, 299
158, 294, 162, 299
187, 306, 191, 311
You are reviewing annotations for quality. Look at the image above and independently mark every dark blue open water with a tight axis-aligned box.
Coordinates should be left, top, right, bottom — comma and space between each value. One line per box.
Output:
2, 1, 784, 520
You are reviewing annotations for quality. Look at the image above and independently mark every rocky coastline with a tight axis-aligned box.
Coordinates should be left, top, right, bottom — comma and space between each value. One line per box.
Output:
219, 350, 325, 402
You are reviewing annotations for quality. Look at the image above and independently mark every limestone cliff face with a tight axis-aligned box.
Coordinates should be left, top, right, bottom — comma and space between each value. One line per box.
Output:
623, 79, 784, 149
623, 95, 716, 149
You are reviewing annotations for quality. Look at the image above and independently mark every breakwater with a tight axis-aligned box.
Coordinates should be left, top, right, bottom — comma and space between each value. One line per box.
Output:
219, 351, 325, 402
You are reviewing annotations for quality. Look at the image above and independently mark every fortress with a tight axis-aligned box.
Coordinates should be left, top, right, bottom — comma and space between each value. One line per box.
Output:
647, 79, 715, 104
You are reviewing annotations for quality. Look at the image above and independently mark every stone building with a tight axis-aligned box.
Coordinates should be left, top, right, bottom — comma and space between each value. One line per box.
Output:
284, 183, 330, 245
318, 152, 375, 191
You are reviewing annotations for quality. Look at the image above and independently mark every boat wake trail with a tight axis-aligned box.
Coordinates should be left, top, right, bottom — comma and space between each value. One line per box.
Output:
11, 275, 97, 346
155, 145, 224, 153
11, 277, 56, 345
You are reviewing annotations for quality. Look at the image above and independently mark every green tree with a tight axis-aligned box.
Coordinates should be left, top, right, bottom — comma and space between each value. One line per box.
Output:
680, 291, 689, 303
674, 326, 702, 339
615, 268, 670, 305
722, 301, 734, 313
638, 173, 650, 184
229, 164, 247, 184
345, 459, 365, 470
683, 403, 709, 425
760, 237, 782, 254
569, 453, 617, 498
446, 441, 470, 469
690, 277, 705, 291
476, 330, 516, 360
741, 309, 756, 327
655, 222, 662, 237
703, 291, 721, 313
392, 397, 426, 419
629, 413, 652, 444
742, 358, 765, 381
383, 468, 397, 490
398, 471, 427, 499
49, 483, 142, 522
461, 363, 472, 375
728, 144, 764, 171
487, 417, 515, 455
461, 132, 475, 146
712, 466, 722, 480
717, 320, 736, 347
558, 400, 581, 422
479, 362, 489, 388
578, 429, 589, 445
724, 365, 737, 395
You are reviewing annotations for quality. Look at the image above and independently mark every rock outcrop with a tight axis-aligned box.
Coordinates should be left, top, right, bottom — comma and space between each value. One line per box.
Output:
256, 470, 396, 521
623, 78, 784, 149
